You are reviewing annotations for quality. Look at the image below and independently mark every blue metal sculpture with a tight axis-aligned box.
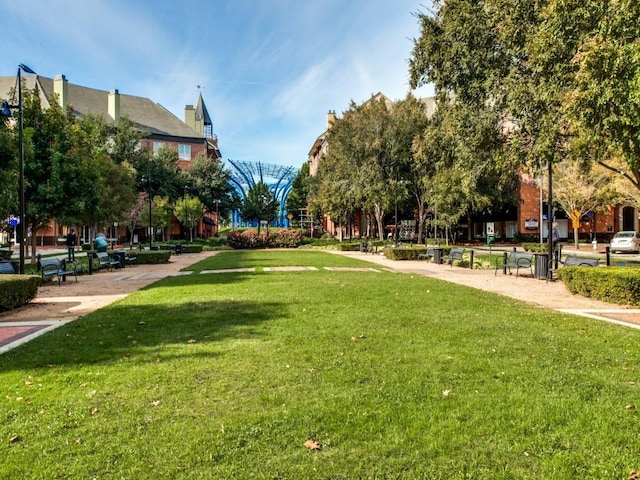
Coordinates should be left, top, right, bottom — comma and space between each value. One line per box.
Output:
225, 159, 298, 228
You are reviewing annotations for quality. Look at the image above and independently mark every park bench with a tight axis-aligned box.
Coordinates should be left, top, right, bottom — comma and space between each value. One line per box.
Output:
38, 257, 77, 285
115, 249, 137, 266
0, 262, 16, 274
494, 251, 534, 277
96, 251, 120, 271
444, 247, 466, 267
417, 246, 435, 261
563, 255, 600, 267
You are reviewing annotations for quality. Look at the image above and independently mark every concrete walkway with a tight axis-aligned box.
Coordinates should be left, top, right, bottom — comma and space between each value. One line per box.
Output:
2, 247, 639, 354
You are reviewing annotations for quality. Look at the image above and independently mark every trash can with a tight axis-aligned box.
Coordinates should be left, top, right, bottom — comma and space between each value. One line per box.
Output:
534, 253, 549, 280
175, 244, 182, 255
432, 247, 443, 265
113, 250, 126, 269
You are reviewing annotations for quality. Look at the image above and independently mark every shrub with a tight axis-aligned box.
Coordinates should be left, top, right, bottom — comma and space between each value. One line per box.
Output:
335, 242, 364, 252
132, 250, 172, 264
0, 275, 40, 311
383, 246, 430, 260
180, 244, 203, 253
226, 229, 305, 249
557, 266, 640, 305
522, 243, 548, 253
0, 249, 12, 261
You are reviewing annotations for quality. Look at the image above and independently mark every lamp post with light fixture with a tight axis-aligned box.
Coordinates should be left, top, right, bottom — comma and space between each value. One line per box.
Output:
1, 63, 37, 274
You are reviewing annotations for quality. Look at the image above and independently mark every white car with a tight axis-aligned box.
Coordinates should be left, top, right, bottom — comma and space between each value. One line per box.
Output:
610, 231, 640, 253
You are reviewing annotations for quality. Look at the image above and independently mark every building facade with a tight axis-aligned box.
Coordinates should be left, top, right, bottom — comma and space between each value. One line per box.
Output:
0, 73, 221, 247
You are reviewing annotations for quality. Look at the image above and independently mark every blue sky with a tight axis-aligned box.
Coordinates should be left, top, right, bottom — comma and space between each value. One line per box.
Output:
1, 0, 433, 169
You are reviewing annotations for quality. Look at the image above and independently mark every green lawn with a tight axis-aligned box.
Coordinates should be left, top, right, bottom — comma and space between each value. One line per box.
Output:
2, 250, 640, 479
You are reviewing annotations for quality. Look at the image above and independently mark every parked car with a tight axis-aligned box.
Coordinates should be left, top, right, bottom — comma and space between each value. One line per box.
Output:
610, 231, 640, 253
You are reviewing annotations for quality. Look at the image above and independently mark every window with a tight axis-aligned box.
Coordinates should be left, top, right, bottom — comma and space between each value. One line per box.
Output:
179, 144, 191, 161
153, 141, 163, 152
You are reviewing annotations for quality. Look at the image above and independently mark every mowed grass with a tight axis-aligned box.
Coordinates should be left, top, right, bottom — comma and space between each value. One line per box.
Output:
1, 250, 640, 479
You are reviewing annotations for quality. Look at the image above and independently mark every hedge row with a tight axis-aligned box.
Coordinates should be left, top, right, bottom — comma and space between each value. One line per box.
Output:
0, 275, 40, 312
226, 229, 305, 249
522, 243, 549, 253
382, 245, 456, 261
557, 267, 640, 306
129, 250, 172, 265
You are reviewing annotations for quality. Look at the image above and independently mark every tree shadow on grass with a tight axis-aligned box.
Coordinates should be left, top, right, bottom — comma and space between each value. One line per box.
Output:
0, 298, 286, 371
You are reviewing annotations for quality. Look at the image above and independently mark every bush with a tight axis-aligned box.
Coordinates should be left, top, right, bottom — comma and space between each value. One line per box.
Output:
335, 242, 364, 252
132, 250, 172, 264
557, 266, 640, 305
0, 249, 12, 261
226, 229, 305, 249
155, 244, 203, 253
0, 275, 40, 311
383, 246, 430, 260
522, 243, 548, 253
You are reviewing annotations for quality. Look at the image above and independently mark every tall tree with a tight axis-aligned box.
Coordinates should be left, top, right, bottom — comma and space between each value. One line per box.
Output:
0, 111, 18, 227
551, 159, 617, 249
566, 0, 640, 193
240, 183, 278, 234
184, 153, 235, 220
174, 194, 204, 241
286, 162, 311, 224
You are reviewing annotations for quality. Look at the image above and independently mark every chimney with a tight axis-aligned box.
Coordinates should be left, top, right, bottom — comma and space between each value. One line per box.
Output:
108, 89, 120, 121
184, 104, 196, 131
327, 110, 336, 129
54, 74, 68, 108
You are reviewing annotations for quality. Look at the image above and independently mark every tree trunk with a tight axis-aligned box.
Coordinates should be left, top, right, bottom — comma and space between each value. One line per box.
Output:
373, 203, 385, 241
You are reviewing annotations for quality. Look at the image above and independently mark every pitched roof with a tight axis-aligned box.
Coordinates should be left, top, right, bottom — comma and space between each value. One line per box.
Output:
0, 74, 203, 140
194, 92, 212, 125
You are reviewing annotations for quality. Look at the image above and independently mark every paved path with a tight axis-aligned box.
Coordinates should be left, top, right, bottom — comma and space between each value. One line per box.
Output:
2, 248, 639, 354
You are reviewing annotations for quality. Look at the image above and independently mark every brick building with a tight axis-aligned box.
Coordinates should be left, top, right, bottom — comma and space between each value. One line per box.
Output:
0, 73, 221, 246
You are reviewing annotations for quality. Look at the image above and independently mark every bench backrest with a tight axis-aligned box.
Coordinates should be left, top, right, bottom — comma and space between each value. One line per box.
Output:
0, 262, 15, 274
509, 252, 533, 266
564, 256, 599, 267
96, 252, 111, 263
450, 248, 465, 256
39, 257, 63, 277
39, 257, 62, 269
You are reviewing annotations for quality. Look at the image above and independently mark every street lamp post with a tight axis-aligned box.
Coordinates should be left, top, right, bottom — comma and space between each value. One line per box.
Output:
1, 63, 36, 274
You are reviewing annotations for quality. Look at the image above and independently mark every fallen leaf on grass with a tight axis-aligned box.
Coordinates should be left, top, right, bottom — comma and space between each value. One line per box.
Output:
628, 470, 640, 480
9, 435, 21, 444
442, 390, 452, 397
626, 404, 636, 410
149, 400, 160, 407
91, 407, 100, 415
303, 439, 322, 450
188, 339, 197, 344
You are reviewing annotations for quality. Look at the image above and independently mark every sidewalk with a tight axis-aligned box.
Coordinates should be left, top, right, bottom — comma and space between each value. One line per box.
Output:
2, 247, 639, 354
